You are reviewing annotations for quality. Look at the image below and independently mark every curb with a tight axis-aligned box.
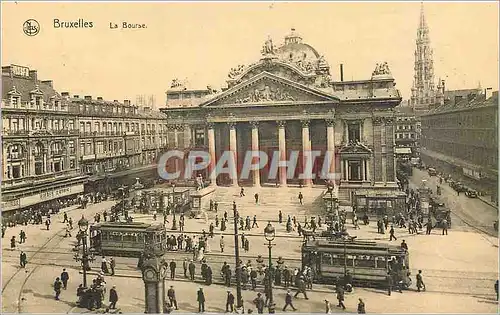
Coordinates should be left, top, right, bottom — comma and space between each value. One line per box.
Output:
477, 196, 498, 209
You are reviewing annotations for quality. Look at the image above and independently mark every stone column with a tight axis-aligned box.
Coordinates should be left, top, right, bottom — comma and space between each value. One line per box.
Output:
183, 125, 192, 149
381, 120, 387, 184
173, 127, 180, 174
228, 122, 238, 187
361, 160, 366, 181
301, 120, 313, 187
43, 148, 48, 173
250, 121, 261, 187
277, 120, 287, 187
207, 123, 217, 186
326, 119, 336, 180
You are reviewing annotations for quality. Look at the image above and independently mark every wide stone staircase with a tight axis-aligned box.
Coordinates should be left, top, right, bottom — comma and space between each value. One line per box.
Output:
206, 186, 327, 222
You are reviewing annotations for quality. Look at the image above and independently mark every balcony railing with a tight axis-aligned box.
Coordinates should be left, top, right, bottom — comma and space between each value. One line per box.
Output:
4, 130, 29, 136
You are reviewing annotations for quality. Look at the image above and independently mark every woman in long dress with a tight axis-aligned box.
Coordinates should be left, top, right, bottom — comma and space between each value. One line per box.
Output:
101, 256, 109, 274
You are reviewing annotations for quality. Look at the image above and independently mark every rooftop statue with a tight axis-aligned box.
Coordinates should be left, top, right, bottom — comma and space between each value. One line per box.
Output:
171, 78, 183, 88
372, 62, 392, 76
261, 36, 275, 55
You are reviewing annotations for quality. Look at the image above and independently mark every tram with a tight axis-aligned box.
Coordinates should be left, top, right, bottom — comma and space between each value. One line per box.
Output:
89, 222, 167, 257
302, 239, 411, 288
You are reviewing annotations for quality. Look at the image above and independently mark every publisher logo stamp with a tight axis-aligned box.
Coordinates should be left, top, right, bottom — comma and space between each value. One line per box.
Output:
23, 19, 40, 36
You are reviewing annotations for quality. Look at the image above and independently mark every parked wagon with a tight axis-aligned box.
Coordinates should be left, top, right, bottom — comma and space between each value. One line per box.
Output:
89, 222, 167, 257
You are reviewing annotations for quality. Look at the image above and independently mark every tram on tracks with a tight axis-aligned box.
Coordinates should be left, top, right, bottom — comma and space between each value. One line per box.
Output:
301, 239, 411, 288
89, 222, 167, 257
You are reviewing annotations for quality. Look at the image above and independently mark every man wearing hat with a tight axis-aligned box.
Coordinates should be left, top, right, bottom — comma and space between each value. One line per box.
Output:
197, 287, 205, 313
253, 292, 265, 314
282, 289, 296, 311
189, 260, 196, 281
225, 290, 235, 312
109, 285, 118, 309
167, 285, 178, 310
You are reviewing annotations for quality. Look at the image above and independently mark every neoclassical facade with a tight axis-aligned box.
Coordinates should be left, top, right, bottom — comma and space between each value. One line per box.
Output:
162, 30, 402, 204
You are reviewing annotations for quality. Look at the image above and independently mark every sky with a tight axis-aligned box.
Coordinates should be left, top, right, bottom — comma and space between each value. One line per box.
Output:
2, 1, 498, 106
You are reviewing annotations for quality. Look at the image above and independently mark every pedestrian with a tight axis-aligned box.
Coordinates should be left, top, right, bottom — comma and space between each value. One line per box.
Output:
197, 288, 205, 313
240, 187, 245, 197
69, 217, 73, 229
101, 256, 109, 274
282, 289, 297, 311
54, 277, 62, 300
416, 270, 426, 292
336, 285, 346, 310
19, 230, 26, 243
389, 225, 397, 241
109, 285, 118, 309
400, 240, 408, 251
45, 218, 51, 230
189, 260, 196, 280
20, 251, 27, 268
220, 235, 225, 253
214, 201, 218, 212
252, 215, 259, 228
183, 258, 188, 278
278, 210, 283, 224
254, 193, 259, 204
357, 298, 366, 314
324, 300, 332, 314
109, 257, 116, 276
293, 277, 308, 299
60, 268, 70, 289
167, 286, 178, 310
10, 236, 16, 249
63, 212, 68, 223
442, 219, 448, 235
298, 192, 303, 205
170, 259, 176, 279
253, 293, 265, 314
226, 290, 235, 312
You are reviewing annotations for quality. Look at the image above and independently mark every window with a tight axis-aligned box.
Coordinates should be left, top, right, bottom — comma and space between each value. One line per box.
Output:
13, 97, 19, 106
53, 161, 62, 172
355, 256, 376, 268
195, 129, 205, 146
35, 97, 41, 106
68, 141, 75, 154
35, 161, 43, 175
70, 159, 75, 169
12, 165, 21, 178
348, 160, 362, 181
8, 144, 22, 159
347, 122, 361, 143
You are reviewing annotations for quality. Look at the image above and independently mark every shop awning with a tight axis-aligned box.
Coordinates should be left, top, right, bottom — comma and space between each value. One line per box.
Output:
395, 148, 412, 154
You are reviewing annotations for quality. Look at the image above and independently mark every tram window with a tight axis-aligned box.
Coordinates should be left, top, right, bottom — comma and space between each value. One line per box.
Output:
355, 256, 376, 268
322, 253, 334, 265
123, 233, 138, 242
375, 256, 386, 269
108, 232, 122, 242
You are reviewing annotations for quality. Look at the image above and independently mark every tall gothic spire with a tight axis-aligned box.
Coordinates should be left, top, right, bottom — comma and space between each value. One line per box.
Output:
411, 2, 437, 113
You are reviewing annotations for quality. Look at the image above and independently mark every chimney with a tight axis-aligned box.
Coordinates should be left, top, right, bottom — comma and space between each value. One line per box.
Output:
84, 95, 92, 100
41, 80, 53, 87
29, 70, 37, 81
61, 92, 69, 99
73, 95, 80, 99
124, 100, 131, 106
97, 96, 103, 101
113, 100, 119, 103
340, 64, 344, 82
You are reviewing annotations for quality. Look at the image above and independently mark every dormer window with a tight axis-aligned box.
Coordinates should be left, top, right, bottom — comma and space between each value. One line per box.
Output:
55, 100, 60, 110
35, 97, 41, 106
12, 97, 19, 106
347, 122, 361, 143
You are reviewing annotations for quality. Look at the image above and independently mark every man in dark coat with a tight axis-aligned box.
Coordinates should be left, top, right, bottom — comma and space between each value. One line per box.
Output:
389, 225, 397, 241
282, 289, 297, 311
357, 298, 366, 314
336, 285, 346, 310
109, 285, 118, 309
197, 288, 205, 313
167, 286, 178, 310
226, 290, 235, 312
60, 268, 70, 289
54, 277, 62, 300
20, 251, 27, 268
169, 259, 176, 280
189, 260, 196, 280
183, 258, 189, 278
253, 292, 265, 314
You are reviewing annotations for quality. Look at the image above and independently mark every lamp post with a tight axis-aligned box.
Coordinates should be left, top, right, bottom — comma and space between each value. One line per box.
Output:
171, 184, 177, 230
233, 203, 243, 312
118, 186, 125, 217
77, 216, 89, 287
264, 222, 276, 313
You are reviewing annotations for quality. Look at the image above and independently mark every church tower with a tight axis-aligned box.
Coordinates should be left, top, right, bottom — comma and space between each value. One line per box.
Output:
410, 3, 438, 114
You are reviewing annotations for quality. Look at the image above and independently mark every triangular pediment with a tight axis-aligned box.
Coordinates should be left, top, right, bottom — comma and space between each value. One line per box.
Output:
200, 71, 339, 107
339, 142, 372, 155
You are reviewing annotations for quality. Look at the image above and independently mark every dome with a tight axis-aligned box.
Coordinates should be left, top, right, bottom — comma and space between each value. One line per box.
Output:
277, 28, 321, 63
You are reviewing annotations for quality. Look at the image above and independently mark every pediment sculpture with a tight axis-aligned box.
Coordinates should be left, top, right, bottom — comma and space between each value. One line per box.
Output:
235, 85, 295, 104
340, 140, 372, 154
228, 65, 246, 79
171, 78, 183, 89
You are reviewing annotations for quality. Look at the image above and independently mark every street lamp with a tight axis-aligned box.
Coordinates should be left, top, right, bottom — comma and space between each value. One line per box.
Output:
171, 184, 177, 230
233, 202, 243, 313
118, 186, 125, 218
264, 222, 276, 313
76, 216, 90, 287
